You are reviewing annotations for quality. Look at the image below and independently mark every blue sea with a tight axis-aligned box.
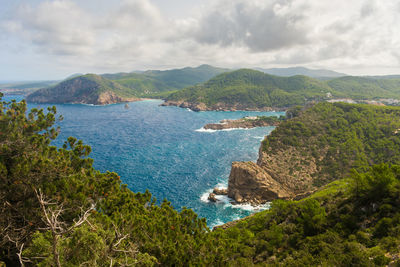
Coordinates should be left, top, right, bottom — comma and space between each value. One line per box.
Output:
4, 95, 284, 228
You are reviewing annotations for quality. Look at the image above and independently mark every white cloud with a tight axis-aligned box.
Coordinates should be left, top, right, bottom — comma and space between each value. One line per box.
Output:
1, 0, 400, 77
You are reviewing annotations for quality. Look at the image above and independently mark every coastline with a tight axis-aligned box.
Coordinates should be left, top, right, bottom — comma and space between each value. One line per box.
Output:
161, 100, 287, 112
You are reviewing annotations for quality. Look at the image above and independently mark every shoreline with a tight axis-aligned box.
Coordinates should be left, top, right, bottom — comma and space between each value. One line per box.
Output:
160, 100, 287, 112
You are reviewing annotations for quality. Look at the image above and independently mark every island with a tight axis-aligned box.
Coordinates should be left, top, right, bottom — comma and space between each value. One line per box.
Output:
203, 115, 285, 130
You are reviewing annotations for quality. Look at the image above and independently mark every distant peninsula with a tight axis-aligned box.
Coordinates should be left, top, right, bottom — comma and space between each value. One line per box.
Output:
203, 115, 284, 130
26, 74, 139, 105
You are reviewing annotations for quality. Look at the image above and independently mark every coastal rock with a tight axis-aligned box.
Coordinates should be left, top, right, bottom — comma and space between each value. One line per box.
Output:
227, 162, 293, 204
208, 193, 218, 202
204, 116, 281, 130
213, 187, 228, 195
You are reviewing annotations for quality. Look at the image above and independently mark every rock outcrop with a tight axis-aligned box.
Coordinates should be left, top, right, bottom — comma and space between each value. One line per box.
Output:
228, 162, 293, 205
204, 117, 281, 130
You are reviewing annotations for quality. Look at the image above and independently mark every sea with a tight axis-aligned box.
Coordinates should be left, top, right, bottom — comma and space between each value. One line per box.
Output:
4, 95, 284, 228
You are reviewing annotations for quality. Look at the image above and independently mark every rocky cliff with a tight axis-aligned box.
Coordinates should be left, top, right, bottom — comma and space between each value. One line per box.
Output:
26, 74, 139, 105
227, 102, 400, 204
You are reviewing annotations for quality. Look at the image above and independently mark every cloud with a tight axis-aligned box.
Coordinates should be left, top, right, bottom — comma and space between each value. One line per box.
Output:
1, 0, 400, 77
192, 0, 310, 52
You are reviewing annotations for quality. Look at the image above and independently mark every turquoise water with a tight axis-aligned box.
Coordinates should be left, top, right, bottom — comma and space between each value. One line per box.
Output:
4, 95, 284, 227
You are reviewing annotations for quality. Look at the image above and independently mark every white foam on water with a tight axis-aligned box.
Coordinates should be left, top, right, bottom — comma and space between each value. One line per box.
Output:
208, 219, 225, 229
195, 127, 256, 133
195, 127, 217, 133
214, 182, 228, 189
200, 190, 213, 203
186, 108, 193, 112
230, 202, 271, 212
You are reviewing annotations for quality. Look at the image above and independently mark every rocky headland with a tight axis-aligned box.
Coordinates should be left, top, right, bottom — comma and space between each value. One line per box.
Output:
203, 116, 282, 130
224, 102, 400, 205
26, 74, 140, 105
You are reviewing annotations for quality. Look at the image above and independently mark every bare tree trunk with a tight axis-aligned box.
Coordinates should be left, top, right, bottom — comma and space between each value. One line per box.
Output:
52, 232, 61, 267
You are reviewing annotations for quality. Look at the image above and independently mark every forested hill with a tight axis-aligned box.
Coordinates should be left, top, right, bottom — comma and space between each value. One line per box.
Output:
2, 96, 400, 265
102, 64, 229, 96
164, 69, 400, 110
165, 69, 333, 110
228, 102, 400, 204
26, 74, 139, 105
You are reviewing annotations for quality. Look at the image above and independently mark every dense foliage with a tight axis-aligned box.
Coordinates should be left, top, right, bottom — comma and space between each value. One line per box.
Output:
166, 69, 332, 108
165, 69, 400, 109
2, 96, 399, 266
262, 102, 400, 187
212, 164, 400, 265
0, 95, 223, 266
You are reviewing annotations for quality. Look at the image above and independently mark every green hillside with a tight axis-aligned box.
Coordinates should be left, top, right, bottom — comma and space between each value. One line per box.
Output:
165, 69, 400, 110
26, 74, 138, 105
166, 69, 333, 109
103, 64, 229, 96
328, 76, 400, 99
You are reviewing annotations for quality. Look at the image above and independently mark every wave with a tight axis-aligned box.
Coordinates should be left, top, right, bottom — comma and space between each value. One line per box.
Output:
195, 127, 217, 133
208, 219, 225, 229
195, 127, 256, 133
200, 187, 271, 212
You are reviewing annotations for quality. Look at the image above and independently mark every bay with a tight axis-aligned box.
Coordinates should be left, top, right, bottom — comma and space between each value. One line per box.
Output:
3, 95, 284, 227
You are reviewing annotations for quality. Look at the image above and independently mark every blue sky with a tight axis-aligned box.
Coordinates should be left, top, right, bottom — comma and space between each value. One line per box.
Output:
1, 0, 399, 80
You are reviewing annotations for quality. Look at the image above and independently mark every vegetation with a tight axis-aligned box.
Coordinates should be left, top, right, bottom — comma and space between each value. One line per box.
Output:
328, 76, 400, 99
212, 164, 400, 265
263, 102, 400, 187
26, 74, 138, 104
166, 69, 333, 109
247, 115, 286, 124
2, 95, 400, 266
102, 64, 229, 97
165, 69, 400, 110
0, 95, 221, 266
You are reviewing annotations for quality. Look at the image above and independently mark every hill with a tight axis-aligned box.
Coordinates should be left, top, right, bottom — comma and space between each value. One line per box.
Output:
102, 64, 229, 96
327, 76, 400, 99
26, 74, 139, 105
164, 69, 333, 111
163, 69, 400, 111
228, 102, 400, 204
257, 66, 347, 78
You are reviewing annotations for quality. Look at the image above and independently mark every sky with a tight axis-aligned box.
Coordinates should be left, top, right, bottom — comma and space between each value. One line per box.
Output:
0, 0, 399, 80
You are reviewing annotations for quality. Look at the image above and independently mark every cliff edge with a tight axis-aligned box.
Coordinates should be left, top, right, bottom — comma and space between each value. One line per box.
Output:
227, 102, 400, 204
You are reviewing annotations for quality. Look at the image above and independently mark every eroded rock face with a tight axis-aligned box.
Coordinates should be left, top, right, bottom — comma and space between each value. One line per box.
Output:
227, 162, 293, 205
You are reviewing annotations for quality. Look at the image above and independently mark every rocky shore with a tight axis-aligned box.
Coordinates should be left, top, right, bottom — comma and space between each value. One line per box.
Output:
161, 100, 284, 112
203, 116, 281, 130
